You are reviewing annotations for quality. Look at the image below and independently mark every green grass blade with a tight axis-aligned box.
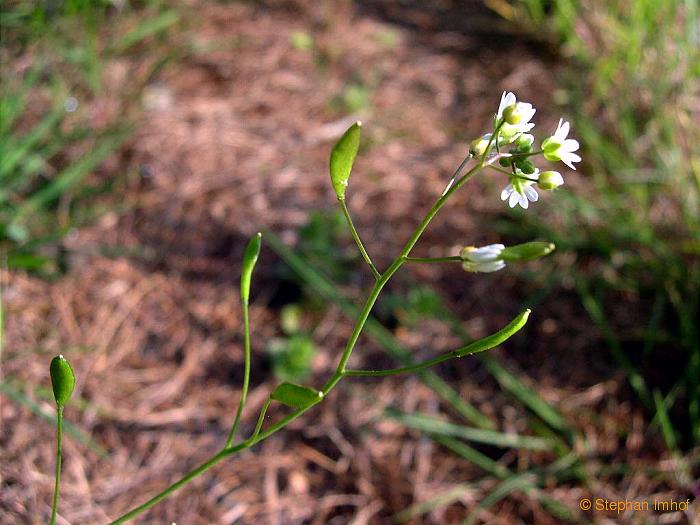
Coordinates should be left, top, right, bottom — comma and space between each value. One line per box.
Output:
385, 409, 552, 451
0, 381, 107, 457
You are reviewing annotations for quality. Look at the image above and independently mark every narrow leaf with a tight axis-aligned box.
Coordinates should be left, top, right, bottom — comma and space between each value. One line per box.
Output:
240, 232, 262, 304
271, 382, 322, 409
329, 121, 362, 200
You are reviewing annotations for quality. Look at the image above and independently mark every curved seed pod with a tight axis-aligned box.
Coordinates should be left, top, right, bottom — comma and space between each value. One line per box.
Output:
455, 308, 531, 357
271, 382, 323, 409
240, 232, 262, 305
500, 242, 555, 263
329, 121, 362, 200
50, 355, 75, 407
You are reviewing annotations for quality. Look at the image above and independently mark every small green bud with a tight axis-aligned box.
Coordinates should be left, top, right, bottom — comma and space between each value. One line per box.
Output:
516, 159, 536, 174
240, 232, 262, 304
469, 134, 492, 157
329, 122, 362, 200
537, 171, 564, 190
50, 355, 75, 407
500, 241, 555, 262
515, 133, 534, 149
499, 156, 512, 167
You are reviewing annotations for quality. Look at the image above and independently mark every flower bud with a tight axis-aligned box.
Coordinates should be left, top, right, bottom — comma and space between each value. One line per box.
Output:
50, 355, 75, 407
499, 156, 512, 167
515, 133, 535, 149
537, 171, 564, 190
515, 159, 536, 174
469, 134, 492, 157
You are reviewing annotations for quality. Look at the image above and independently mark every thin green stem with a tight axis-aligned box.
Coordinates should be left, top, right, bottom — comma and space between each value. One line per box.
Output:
108, 146, 498, 524
250, 397, 271, 440
225, 301, 252, 447
339, 198, 380, 279
49, 406, 63, 525
405, 256, 462, 264
344, 309, 530, 377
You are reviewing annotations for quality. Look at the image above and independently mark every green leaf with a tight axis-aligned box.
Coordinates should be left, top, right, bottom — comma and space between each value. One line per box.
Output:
49, 355, 75, 407
329, 121, 362, 200
270, 382, 322, 409
240, 232, 262, 304
500, 241, 555, 262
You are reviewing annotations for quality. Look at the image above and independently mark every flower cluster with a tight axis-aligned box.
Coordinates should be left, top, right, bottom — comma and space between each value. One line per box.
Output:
470, 91, 581, 210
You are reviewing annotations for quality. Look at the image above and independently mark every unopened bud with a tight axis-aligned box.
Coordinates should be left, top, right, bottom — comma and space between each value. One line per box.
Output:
537, 171, 564, 190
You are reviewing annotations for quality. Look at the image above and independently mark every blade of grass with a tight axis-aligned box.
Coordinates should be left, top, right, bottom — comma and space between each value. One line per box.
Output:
461, 473, 537, 525
384, 408, 552, 451
12, 126, 130, 221
392, 482, 474, 523
0, 381, 107, 457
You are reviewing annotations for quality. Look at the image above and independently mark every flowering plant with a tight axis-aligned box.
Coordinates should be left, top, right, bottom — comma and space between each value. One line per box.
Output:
47, 91, 579, 523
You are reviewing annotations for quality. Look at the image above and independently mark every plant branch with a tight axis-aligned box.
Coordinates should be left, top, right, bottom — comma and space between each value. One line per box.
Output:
339, 197, 380, 279
405, 256, 462, 264
225, 300, 252, 447
49, 406, 63, 525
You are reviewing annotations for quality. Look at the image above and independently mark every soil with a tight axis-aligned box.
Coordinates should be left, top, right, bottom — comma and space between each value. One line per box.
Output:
2, 1, 695, 524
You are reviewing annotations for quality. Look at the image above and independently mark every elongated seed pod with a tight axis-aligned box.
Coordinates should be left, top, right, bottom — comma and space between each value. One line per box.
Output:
329, 122, 362, 200
500, 242, 555, 263
240, 232, 262, 305
455, 309, 531, 357
271, 382, 323, 409
50, 355, 75, 407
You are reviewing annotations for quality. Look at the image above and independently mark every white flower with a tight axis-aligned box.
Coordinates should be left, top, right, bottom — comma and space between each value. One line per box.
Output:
542, 119, 581, 170
497, 92, 517, 119
500, 169, 540, 209
460, 244, 506, 273
495, 91, 536, 143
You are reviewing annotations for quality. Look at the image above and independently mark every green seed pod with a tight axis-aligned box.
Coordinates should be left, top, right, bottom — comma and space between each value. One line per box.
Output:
240, 232, 262, 305
455, 308, 531, 357
271, 382, 323, 409
50, 355, 75, 407
500, 241, 555, 262
329, 121, 362, 200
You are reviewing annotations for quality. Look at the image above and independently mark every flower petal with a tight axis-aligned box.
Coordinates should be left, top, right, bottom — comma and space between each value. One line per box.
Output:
508, 191, 520, 207
524, 185, 539, 202
477, 260, 506, 273
501, 184, 514, 201
562, 139, 579, 152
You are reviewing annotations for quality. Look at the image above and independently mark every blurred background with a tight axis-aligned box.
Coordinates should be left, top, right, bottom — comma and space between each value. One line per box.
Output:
1, 0, 698, 523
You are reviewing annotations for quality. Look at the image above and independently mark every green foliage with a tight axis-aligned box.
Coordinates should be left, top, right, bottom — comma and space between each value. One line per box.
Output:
1, 0, 180, 275
513, 0, 700, 447
267, 333, 316, 382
